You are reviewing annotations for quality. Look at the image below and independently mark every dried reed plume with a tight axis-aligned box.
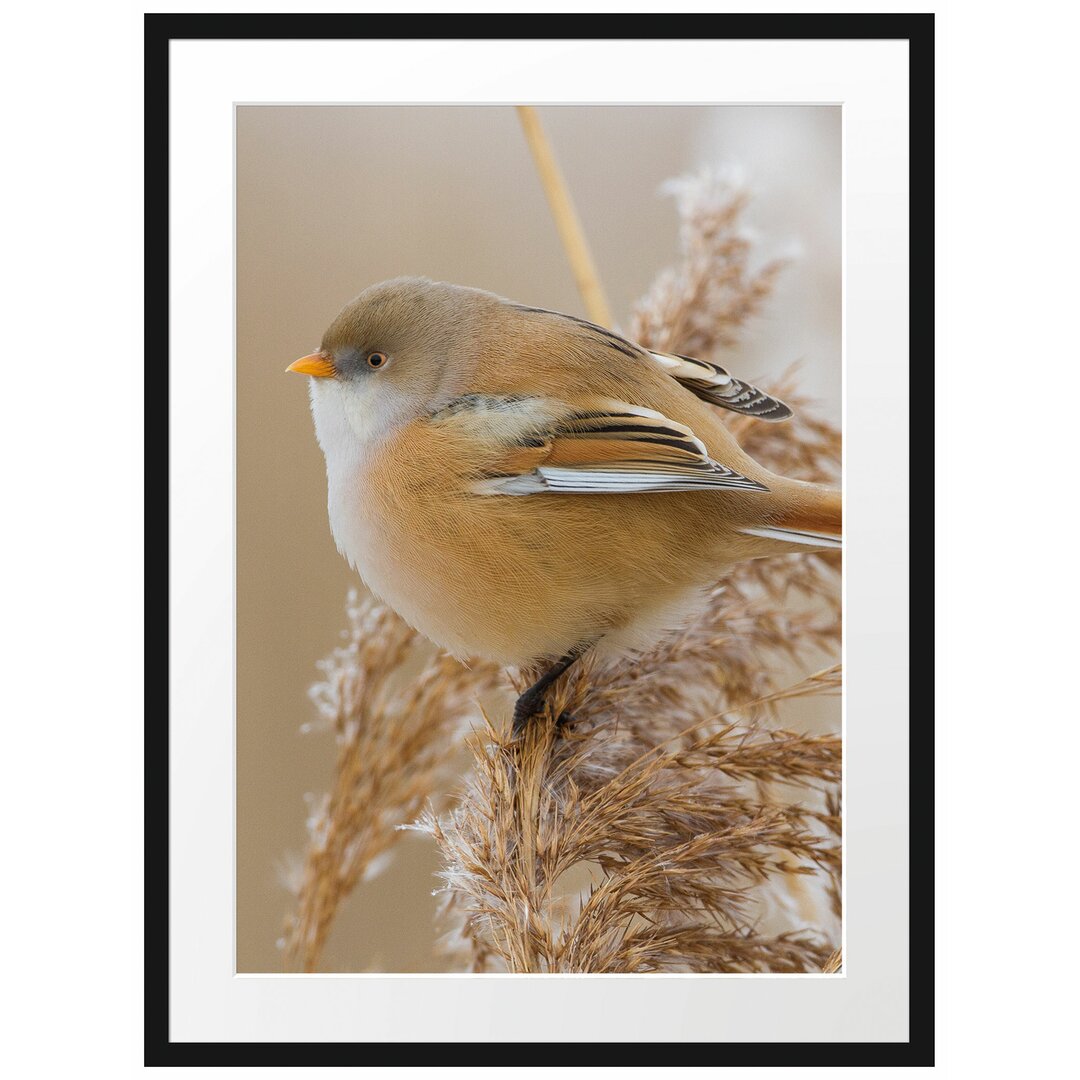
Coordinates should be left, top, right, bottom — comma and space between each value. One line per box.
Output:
285, 168, 841, 973
421, 660, 840, 973
629, 167, 789, 357
281, 592, 500, 972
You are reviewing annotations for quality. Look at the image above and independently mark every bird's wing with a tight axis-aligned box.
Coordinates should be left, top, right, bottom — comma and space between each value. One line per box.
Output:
645, 350, 793, 422
435, 396, 769, 496
507, 304, 792, 422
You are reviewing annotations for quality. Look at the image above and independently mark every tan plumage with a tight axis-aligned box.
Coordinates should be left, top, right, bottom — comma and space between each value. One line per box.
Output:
292, 277, 841, 683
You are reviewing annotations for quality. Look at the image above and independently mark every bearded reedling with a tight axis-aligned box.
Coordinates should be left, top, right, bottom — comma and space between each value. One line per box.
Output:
289, 278, 841, 732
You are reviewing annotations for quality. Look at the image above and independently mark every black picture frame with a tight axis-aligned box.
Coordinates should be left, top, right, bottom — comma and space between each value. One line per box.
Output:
146, 12, 934, 1066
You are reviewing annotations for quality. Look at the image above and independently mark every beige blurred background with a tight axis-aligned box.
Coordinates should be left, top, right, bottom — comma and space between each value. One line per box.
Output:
236, 105, 841, 973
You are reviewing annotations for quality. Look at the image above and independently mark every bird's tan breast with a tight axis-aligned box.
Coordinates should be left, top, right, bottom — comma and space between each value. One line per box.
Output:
336, 416, 755, 666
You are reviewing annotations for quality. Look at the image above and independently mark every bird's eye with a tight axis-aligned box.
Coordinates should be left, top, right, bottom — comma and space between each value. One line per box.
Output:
366, 351, 388, 369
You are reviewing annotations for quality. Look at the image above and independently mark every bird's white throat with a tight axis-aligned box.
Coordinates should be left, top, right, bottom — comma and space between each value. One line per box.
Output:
307, 377, 391, 581
309, 376, 384, 449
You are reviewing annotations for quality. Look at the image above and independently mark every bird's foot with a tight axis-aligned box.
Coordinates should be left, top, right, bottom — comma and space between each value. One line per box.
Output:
510, 651, 582, 738
511, 695, 543, 737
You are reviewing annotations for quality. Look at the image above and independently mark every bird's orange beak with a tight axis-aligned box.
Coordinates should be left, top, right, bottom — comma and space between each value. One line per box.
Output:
287, 352, 336, 378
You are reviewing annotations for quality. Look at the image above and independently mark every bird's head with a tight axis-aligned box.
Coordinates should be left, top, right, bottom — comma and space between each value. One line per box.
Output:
289, 277, 489, 452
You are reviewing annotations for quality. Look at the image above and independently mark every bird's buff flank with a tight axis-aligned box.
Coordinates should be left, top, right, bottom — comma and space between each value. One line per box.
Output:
289, 277, 842, 732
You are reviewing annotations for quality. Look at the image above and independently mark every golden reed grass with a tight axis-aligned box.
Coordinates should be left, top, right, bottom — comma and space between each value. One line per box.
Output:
280, 597, 501, 971
281, 168, 842, 973
515, 106, 613, 327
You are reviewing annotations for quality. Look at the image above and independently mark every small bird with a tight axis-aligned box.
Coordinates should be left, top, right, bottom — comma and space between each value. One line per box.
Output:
289, 278, 841, 732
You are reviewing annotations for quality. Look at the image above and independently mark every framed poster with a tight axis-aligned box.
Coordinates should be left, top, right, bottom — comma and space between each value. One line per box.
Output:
150, 12, 932, 1064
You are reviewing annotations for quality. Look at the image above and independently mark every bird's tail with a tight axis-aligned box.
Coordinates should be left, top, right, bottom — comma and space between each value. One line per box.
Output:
740, 483, 842, 553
